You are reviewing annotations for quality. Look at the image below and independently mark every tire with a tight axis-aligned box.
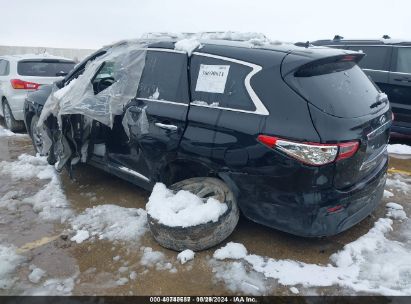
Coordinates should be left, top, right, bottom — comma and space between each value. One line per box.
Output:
30, 115, 45, 155
147, 177, 239, 251
2, 100, 24, 132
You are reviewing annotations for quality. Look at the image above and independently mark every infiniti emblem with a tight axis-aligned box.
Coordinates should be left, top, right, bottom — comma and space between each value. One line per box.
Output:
379, 115, 386, 125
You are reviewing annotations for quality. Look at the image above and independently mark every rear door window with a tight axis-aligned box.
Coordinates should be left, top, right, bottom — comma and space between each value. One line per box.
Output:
0, 59, 9, 75
137, 51, 189, 104
348, 46, 392, 71
17, 60, 75, 77
190, 55, 256, 112
395, 47, 411, 74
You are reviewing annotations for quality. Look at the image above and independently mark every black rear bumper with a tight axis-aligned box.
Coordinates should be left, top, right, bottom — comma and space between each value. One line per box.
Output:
226, 154, 388, 237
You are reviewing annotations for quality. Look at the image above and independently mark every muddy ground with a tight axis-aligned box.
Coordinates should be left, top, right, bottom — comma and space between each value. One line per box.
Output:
0, 124, 410, 296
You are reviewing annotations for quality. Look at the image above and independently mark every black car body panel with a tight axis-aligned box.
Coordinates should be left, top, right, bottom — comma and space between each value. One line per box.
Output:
311, 37, 411, 137
24, 38, 391, 237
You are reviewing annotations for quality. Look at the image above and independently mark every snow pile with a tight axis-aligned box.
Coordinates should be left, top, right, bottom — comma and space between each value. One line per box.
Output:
177, 249, 195, 264
0, 125, 25, 137
212, 212, 411, 295
28, 266, 46, 284
386, 202, 407, 220
146, 183, 228, 228
384, 190, 394, 198
0, 154, 54, 180
174, 38, 201, 56
0, 154, 72, 223
70, 230, 90, 244
386, 176, 411, 193
140, 247, 174, 271
210, 260, 268, 296
213, 242, 248, 260
388, 144, 411, 155
70, 204, 147, 243
24, 274, 78, 295
0, 244, 25, 289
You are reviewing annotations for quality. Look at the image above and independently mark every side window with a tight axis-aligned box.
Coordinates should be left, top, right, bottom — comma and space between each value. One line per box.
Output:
190, 55, 256, 112
92, 61, 115, 94
137, 51, 189, 103
0, 59, 9, 76
348, 46, 391, 71
63, 50, 107, 85
395, 47, 411, 74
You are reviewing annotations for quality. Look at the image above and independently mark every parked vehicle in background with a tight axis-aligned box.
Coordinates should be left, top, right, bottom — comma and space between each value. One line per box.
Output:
0, 54, 75, 131
312, 36, 411, 138
25, 38, 392, 240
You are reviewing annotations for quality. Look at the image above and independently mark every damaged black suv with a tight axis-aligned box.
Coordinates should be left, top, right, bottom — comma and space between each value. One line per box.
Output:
24, 37, 392, 238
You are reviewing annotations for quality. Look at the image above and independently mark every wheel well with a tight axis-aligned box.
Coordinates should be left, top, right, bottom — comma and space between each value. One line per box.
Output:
160, 159, 217, 186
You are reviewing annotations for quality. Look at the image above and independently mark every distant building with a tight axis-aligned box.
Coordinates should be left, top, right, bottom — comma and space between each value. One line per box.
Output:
0, 45, 95, 62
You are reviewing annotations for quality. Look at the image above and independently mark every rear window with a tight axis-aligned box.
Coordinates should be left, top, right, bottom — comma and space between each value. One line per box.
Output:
17, 60, 75, 77
286, 62, 382, 118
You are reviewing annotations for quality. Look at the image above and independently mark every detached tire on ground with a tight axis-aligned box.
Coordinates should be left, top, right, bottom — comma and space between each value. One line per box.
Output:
147, 177, 239, 251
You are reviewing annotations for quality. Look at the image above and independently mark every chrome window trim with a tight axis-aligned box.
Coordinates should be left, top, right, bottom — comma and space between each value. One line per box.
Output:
137, 97, 189, 106
390, 71, 411, 76
362, 68, 389, 73
191, 52, 269, 115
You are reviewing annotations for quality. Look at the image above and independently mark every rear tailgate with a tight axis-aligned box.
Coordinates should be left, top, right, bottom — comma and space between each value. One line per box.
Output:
282, 48, 391, 189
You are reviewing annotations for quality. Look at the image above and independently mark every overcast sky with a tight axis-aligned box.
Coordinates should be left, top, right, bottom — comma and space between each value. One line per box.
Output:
1, 0, 410, 49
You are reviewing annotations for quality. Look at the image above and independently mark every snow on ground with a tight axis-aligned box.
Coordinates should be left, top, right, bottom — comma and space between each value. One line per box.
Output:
209, 259, 270, 296
384, 190, 394, 198
388, 144, 411, 155
28, 266, 46, 284
177, 249, 195, 264
0, 154, 54, 181
140, 247, 174, 271
386, 175, 411, 193
211, 204, 411, 295
213, 242, 248, 260
146, 183, 228, 228
0, 125, 26, 138
386, 202, 407, 220
0, 244, 25, 289
70, 204, 147, 243
0, 154, 72, 223
23, 271, 79, 296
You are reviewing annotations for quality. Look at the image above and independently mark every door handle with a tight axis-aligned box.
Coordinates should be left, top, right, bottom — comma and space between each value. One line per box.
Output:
155, 122, 178, 131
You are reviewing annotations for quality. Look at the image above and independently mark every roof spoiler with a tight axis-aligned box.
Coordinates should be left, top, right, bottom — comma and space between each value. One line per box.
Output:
294, 54, 365, 77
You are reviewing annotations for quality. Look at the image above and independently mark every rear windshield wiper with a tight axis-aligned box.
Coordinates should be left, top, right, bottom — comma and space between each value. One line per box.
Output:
370, 93, 388, 109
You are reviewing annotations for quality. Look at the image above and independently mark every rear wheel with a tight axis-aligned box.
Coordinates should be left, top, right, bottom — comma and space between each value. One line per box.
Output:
30, 115, 45, 155
2, 100, 24, 132
148, 177, 240, 251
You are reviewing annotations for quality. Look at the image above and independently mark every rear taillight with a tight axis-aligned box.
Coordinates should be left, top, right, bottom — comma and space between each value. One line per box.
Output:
257, 135, 359, 166
10, 79, 40, 90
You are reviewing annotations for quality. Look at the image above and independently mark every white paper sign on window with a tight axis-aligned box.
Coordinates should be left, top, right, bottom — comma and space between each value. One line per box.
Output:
195, 64, 230, 94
